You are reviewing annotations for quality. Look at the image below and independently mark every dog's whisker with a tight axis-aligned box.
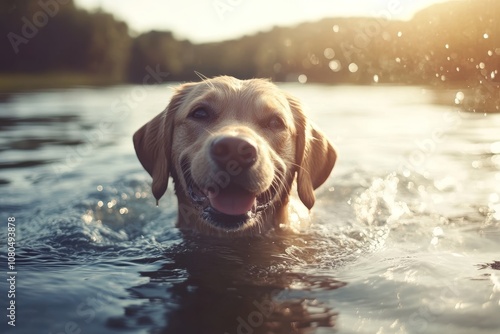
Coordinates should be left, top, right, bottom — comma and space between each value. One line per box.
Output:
203, 128, 215, 136
194, 71, 215, 89
194, 71, 209, 81
289, 162, 308, 174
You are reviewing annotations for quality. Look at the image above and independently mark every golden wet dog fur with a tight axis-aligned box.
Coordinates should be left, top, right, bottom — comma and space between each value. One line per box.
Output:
133, 76, 336, 236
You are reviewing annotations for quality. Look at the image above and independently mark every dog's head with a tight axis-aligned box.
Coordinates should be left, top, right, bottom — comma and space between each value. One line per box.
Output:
133, 76, 336, 234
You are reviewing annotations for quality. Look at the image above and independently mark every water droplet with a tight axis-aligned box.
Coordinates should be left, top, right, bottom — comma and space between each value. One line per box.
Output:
82, 211, 93, 224
479, 62, 485, 69
492, 204, 500, 220
97, 185, 103, 191
119, 207, 129, 215
488, 50, 493, 56
397, 31, 403, 37
298, 74, 307, 84
445, 44, 449, 49
456, 67, 460, 72
491, 141, 500, 154
329, 60, 341, 72
97, 200, 104, 207
491, 71, 496, 79
483, 33, 489, 39
309, 54, 320, 65
431, 226, 444, 245
373, 74, 379, 83
332, 25, 340, 33
440, 75, 446, 81
490, 193, 500, 203
455, 91, 464, 104
395, 57, 401, 63
348, 63, 358, 73
433, 226, 444, 237
323, 48, 335, 59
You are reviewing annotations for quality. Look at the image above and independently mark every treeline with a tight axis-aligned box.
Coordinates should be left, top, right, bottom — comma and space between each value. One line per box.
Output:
0, 0, 130, 81
1, 0, 499, 88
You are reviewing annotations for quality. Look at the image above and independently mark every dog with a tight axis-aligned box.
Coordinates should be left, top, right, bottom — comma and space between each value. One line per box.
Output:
133, 76, 336, 236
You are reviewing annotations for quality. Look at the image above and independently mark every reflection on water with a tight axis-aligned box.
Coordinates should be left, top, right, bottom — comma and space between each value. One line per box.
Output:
0, 85, 499, 334
117, 235, 343, 333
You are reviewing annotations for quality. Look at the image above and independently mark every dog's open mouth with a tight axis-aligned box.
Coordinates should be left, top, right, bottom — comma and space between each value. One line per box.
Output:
184, 169, 274, 230
206, 183, 257, 215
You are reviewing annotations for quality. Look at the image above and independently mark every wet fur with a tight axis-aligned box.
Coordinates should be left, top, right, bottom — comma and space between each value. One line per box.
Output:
133, 76, 336, 236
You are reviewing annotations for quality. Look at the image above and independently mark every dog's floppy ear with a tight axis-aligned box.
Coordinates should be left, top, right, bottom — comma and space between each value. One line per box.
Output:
288, 95, 337, 210
133, 82, 195, 204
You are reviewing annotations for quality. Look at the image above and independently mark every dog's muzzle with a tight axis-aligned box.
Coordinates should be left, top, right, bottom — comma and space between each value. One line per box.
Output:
181, 135, 277, 230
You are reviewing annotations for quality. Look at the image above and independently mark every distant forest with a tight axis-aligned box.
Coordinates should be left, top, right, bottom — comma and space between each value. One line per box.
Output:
1, 0, 499, 89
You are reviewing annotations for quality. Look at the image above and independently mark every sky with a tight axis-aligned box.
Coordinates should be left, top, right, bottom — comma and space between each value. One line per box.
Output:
75, 0, 453, 43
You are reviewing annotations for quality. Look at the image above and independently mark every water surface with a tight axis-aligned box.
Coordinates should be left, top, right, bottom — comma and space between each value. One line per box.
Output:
0, 84, 499, 334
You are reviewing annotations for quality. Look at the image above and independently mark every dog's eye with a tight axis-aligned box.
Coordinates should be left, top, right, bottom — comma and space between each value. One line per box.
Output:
267, 116, 285, 130
189, 108, 210, 120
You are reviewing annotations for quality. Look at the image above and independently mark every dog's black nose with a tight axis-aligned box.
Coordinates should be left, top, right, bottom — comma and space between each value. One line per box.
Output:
210, 136, 257, 169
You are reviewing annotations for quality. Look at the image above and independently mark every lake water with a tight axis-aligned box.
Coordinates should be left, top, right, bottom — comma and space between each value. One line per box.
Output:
0, 83, 499, 334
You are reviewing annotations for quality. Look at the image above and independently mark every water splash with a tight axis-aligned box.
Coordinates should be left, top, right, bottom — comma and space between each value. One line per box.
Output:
353, 174, 409, 227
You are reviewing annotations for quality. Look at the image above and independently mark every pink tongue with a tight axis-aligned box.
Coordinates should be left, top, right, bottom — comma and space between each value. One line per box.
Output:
207, 185, 256, 215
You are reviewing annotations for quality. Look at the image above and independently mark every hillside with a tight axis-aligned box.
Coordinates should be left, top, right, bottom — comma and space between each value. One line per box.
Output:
1, 0, 498, 96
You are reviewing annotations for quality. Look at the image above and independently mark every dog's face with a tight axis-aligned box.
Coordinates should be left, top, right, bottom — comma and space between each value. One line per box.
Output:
134, 76, 336, 235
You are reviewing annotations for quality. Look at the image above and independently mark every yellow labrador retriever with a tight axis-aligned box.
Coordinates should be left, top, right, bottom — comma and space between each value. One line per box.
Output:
133, 76, 336, 236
